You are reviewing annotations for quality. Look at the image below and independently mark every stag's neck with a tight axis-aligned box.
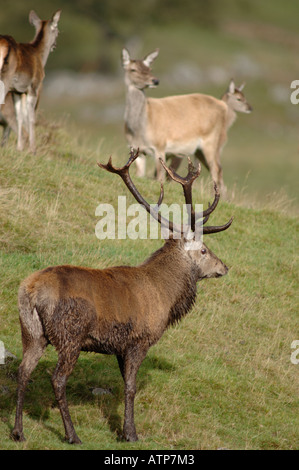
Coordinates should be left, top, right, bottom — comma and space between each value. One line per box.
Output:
30, 23, 52, 66
141, 239, 198, 327
221, 93, 237, 130
124, 85, 147, 141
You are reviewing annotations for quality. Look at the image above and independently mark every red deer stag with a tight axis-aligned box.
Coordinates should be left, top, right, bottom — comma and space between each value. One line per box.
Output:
0, 9, 61, 152
12, 150, 233, 444
122, 48, 252, 190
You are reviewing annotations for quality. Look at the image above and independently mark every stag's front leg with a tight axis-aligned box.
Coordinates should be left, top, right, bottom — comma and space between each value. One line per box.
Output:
122, 346, 148, 442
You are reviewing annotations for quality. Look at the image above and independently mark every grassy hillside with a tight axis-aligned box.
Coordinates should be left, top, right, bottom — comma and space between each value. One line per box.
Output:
0, 0, 298, 450
0, 125, 298, 450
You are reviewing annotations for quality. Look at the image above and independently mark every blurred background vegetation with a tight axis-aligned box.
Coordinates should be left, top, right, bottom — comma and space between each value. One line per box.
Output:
1, 0, 298, 207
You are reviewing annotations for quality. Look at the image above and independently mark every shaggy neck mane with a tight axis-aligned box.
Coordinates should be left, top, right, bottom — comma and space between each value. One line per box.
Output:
142, 239, 198, 327
167, 270, 197, 326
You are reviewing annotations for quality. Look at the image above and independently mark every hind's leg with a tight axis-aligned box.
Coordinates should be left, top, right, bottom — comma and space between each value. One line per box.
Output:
11, 330, 47, 442
166, 154, 183, 177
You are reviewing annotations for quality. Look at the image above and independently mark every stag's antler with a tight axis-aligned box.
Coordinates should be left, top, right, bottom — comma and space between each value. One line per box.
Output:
98, 149, 233, 236
98, 149, 184, 234
159, 156, 233, 234
159, 157, 200, 231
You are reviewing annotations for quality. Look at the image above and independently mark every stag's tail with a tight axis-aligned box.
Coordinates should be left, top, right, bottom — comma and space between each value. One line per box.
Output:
18, 283, 46, 354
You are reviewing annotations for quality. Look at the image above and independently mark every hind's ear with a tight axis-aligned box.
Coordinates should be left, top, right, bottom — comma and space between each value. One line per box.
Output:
228, 78, 235, 94
29, 10, 41, 29
121, 48, 131, 67
238, 82, 246, 91
143, 49, 159, 67
51, 9, 61, 28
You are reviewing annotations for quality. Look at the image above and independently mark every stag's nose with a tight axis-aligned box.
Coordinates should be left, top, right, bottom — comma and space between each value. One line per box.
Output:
216, 264, 229, 277
152, 78, 159, 86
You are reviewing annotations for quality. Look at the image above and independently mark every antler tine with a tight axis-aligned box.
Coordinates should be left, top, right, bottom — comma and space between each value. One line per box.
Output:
203, 183, 220, 217
198, 183, 233, 234
98, 148, 139, 175
200, 203, 211, 225
194, 183, 220, 223
203, 216, 234, 234
156, 183, 164, 208
159, 156, 201, 186
159, 157, 201, 232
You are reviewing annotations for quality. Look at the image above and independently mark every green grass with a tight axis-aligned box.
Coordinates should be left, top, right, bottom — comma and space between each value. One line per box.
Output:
0, 0, 299, 449
0, 123, 298, 450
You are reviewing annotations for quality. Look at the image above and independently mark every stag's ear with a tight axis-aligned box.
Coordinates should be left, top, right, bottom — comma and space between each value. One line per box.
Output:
143, 49, 159, 67
29, 10, 41, 28
121, 48, 131, 67
51, 9, 61, 28
184, 237, 203, 252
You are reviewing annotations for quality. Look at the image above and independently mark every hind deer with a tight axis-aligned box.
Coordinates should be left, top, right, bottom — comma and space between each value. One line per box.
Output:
0, 9, 61, 152
121, 48, 252, 190
12, 150, 232, 444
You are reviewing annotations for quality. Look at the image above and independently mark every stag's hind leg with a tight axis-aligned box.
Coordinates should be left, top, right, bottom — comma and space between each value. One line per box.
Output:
12, 307, 47, 442
49, 298, 96, 444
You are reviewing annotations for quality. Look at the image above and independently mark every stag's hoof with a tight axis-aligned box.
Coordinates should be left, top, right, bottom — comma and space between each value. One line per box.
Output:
11, 429, 26, 442
123, 428, 138, 442
65, 434, 82, 445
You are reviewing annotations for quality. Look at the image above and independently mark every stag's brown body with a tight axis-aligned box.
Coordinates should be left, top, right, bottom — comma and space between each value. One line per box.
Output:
12, 151, 232, 445
18, 239, 211, 356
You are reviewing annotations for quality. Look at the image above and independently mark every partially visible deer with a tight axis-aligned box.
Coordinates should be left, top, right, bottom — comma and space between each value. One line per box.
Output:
12, 149, 233, 445
121, 48, 252, 190
0, 9, 61, 152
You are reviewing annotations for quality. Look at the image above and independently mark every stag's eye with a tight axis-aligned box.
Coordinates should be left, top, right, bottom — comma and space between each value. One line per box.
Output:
201, 248, 207, 255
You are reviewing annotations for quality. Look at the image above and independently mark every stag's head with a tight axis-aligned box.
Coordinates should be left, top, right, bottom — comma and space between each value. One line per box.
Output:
121, 48, 160, 90
159, 155, 231, 280
184, 238, 228, 279
98, 150, 232, 281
